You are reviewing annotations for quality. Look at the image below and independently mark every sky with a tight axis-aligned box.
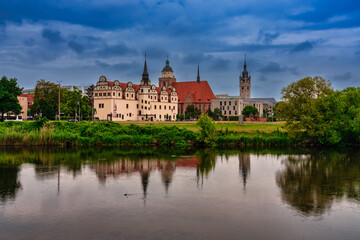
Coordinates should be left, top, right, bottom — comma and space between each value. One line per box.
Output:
0, 0, 359, 99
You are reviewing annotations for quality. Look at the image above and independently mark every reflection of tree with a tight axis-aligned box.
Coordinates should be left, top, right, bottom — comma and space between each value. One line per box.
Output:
239, 154, 250, 187
196, 149, 217, 179
0, 166, 21, 203
160, 161, 176, 193
276, 151, 360, 216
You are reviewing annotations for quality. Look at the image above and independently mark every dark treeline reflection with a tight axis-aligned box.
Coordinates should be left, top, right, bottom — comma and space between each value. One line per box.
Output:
0, 166, 21, 203
276, 149, 360, 216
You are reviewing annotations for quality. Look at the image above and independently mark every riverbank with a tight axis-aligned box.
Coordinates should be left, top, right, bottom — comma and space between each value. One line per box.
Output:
0, 120, 291, 147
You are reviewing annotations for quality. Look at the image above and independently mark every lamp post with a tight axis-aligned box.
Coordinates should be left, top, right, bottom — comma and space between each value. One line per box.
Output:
57, 81, 61, 121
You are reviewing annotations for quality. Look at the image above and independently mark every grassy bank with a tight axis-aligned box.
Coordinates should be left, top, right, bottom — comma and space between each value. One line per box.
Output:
0, 120, 292, 147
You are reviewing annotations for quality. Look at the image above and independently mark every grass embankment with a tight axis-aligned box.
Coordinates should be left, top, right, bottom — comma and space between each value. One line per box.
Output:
0, 121, 291, 147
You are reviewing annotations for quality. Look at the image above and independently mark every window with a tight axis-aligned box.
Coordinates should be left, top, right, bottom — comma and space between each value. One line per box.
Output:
127, 93, 129, 98
98, 103, 104, 108
229, 111, 232, 115
159, 115, 161, 119
129, 113, 132, 117
235, 111, 237, 115
118, 93, 121, 97
95, 93, 98, 97
113, 92, 115, 96
141, 100, 143, 103
164, 106, 166, 110
154, 105, 156, 110
137, 104, 139, 109
160, 106, 161, 110
108, 92, 111, 96
233, 106, 235, 110
220, 101, 222, 106
145, 100, 147, 104
247, 87, 249, 90
224, 111, 226, 115
229, 101, 231, 105
99, 93, 102, 96
224, 101, 226, 105
139, 111, 141, 115
227, 106, 229, 110
235, 101, 237, 105
126, 104, 129, 109
145, 106, 147, 110
141, 89, 143, 93
131, 94, 133, 98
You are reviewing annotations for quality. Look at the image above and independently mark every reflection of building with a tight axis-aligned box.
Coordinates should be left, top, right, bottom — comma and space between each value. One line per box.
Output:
211, 55, 276, 118
93, 57, 178, 121
239, 154, 250, 186
91, 157, 200, 193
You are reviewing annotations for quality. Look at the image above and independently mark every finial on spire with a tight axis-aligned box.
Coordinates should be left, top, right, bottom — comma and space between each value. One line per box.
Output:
197, 62, 200, 83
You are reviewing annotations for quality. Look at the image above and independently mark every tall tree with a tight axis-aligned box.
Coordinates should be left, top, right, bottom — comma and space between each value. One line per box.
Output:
241, 105, 259, 118
31, 79, 63, 119
63, 87, 91, 118
276, 76, 333, 139
0, 76, 23, 121
185, 104, 201, 119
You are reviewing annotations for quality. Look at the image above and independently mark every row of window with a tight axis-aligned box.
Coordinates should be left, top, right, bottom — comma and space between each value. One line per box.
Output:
95, 92, 134, 98
222, 110, 237, 115
99, 103, 176, 111
221, 106, 237, 110
220, 101, 238, 106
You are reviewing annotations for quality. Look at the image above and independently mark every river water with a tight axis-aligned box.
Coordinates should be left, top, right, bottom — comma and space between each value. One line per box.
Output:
0, 147, 360, 240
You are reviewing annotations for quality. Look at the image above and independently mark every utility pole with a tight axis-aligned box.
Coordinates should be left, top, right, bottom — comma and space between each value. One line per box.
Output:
57, 81, 61, 121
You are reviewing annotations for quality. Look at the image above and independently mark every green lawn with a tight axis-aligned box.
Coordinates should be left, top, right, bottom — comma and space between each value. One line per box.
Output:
114, 121, 285, 132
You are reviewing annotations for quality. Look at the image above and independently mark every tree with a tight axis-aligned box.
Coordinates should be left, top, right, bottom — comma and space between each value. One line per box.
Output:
213, 107, 223, 121
185, 104, 201, 119
242, 105, 259, 118
0, 76, 23, 121
276, 76, 333, 139
63, 87, 91, 118
196, 114, 216, 145
31, 79, 63, 119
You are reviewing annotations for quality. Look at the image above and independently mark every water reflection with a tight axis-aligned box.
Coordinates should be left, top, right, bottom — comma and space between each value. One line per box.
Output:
239, 154, 250, 187
276, 150, 360, 216
0, 166, 21, 203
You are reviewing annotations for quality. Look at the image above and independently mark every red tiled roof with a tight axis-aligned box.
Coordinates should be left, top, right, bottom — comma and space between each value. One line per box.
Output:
20, 94, 35, 102
172, 81, 215, 104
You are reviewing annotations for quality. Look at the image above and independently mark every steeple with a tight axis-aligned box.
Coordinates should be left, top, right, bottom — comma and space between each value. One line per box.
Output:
197, 62, 200, 83
162, 55, 173, 72
142, 53, 150, 84
242, 53, 248, 78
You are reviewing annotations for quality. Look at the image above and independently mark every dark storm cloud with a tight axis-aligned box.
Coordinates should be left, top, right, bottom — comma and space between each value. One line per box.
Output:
291, 41, 313, 53
42, 28, 64, 44
68, 41, 85, 54
96, 43, 137, 57
332, 72, 353, 81
1, 0, 360, 99
258, 62, 299, 75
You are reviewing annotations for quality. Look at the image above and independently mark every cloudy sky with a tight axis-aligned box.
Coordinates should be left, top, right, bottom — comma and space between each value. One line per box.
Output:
0, 0, 359, 99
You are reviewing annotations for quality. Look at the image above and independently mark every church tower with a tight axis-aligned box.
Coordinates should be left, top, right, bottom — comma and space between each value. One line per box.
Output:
158, 56, 176, 88
239, 54, 251, 98
140, 54, 151, 86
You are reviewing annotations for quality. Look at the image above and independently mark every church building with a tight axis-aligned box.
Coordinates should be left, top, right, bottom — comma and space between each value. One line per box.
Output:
158, 59, 216, 115
211, 54, 276, 118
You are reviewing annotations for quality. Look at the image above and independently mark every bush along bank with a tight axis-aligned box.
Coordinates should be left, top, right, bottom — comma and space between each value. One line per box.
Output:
0, 116, 294, 147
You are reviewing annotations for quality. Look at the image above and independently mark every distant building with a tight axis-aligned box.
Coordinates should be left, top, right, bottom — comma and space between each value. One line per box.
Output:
158, 59, 216, 114
93, 57, 178, 121
211, 54, 276, 118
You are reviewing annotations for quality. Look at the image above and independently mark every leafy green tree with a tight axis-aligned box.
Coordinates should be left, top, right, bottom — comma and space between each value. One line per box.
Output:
63, 87, 91, 118
185, 104, 201, 119
31, 79, 63, 119
241, 105, 259, 118
0, 76, 23, 121
213, 107, 223, 120
276, 76, 333, 140
196, 114, 216, 145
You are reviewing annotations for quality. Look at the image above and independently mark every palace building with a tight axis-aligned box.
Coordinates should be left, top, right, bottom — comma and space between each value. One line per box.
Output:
93, 57, 178, 121
158, 59, 216, 114
211, 54, 276, 118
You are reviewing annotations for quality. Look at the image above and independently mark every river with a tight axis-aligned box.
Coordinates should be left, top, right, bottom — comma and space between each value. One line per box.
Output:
1, 147, 360, 239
